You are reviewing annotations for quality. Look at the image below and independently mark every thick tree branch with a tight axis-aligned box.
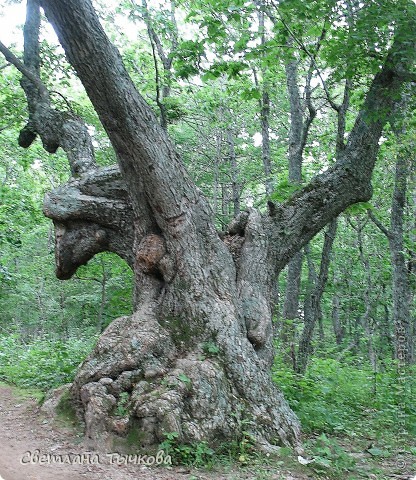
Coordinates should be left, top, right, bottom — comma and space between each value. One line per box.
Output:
267, 26, 416, 272
39, 0, 237, 337
39, 0, 217, 245
43, 166, 135, 278
2, 0, 98, 177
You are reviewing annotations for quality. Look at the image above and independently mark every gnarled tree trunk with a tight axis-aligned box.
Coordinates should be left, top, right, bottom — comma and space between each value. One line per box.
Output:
4, 0, 414, 454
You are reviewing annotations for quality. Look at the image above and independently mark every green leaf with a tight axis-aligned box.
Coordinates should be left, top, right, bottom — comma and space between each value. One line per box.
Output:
367, 447, 386, 457
178, 373, 192, 385
344, 202, 372, 216
240, 87, 261, 100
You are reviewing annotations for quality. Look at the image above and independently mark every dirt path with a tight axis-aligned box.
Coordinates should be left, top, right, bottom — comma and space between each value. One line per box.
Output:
0, 384, 310, 480
0, 383, 147, 480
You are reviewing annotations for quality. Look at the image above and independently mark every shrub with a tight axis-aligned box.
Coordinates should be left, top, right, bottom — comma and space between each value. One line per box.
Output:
0, 332, 96, 390
272, 356, 416, 439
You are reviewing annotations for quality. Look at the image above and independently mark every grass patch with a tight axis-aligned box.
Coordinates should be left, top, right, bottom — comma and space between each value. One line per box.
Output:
0, 332, 97, 390
56, 389, 79, 426
0, 380, 45, 403
272, 355, 416, 478
272, 356, 416, 442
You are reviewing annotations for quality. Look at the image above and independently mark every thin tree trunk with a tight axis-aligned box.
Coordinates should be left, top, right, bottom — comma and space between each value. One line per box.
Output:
368, 132, 413, 364
390, 154, 413, 363
212, 129, 221, 222
280, 251, 303, 369
356, 219, 377, 370
388, 98, 414, 362
97, 257, 108, 332
293, 70, 349, 371
280, 58, 306, 364
296, 219, 338, 373
331, 288, 344, 345
255, 8, 273, 196
380, 283, 393, 357
141, 0, 178, 130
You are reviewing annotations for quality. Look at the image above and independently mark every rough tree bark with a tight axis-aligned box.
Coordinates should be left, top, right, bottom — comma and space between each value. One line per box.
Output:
5, 0, 414, 453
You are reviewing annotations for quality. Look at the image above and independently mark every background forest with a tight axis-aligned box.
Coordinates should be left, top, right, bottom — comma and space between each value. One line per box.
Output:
0, 0, 415, 477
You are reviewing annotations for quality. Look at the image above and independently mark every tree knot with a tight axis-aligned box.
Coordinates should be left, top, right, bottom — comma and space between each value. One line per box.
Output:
136, 234, 167, 274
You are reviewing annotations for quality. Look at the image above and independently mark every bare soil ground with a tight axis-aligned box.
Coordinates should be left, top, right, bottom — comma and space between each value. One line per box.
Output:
0, 384, 312, 480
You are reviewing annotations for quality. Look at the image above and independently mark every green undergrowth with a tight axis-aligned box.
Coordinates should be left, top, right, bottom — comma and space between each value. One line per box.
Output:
0, 331, 97, 390
1, 332, 415, 478
272, 355, 416, 477
272, 355, 416, 441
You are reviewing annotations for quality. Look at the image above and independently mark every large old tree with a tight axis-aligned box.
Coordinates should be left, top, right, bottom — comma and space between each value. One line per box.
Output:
2, 0, 415, 452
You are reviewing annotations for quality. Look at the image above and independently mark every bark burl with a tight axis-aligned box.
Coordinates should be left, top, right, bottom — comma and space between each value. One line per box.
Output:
28, 0, 416, 452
